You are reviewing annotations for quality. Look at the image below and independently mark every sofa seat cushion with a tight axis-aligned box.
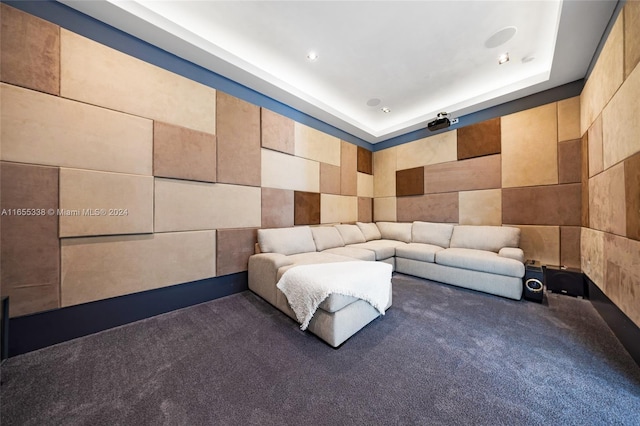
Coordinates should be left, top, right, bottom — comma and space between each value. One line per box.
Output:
435, 248, 525, 278
322, 247, 376, 261
395, 243, 444, 263
347, 239, 406, 260
276, 252, 354, 280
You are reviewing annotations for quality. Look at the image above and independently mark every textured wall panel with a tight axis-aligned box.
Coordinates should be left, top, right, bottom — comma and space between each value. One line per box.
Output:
502, 103, 558, 188
459, 189, 501, 226
357, 172, 374, 198
61, 231, 216, 306
1, 162, 59, 317
216, 228, 258, 276
588, 115, 604, 177
603, 233, 640, 327
261, 108, 294, 154
0, 4, 60, 95
59, 168, 154, 238
580, 14, 624, 135
341, 141, 357, 196
581, 227, 605, 286
295, 191, 320, 225
374, 197, 397, 222
261, 148, 319, 193
502, 184, 581, 226
581, 134, 590, 227
626, 152, 640, 241
60, 30, 216, 134
320, 163, 341, 195
589, 162, 626, 236
558, 139, 582, 184
511, 225, 560, 266
373, 147, 397, 197
357, 146, 373, 175
321, 194, 358, 224
602, 62, 640, 170
154, 179, 261, 232
153, 122, 216, 183
396, 193, 458, 223
396, 167, 424, 197
557, 96, 581, 142
261, 188, 294, 229
358, 197, 373, 223
396, 131, 457, 170
216, 92, 261, 186
1, 83, 152, 175
457, 118, 501, 160
294, 123, 341, 166
560, 226, 581, 269
424, 154, 501, 194
625, 0, 640, 79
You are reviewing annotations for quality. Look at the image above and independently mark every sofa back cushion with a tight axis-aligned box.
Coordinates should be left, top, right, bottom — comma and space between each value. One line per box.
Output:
356, 222, 382, 241
258, 226, 317, 255
376, 222, 412, 243
335, 224, 366, 244
449, 225, 520, 252
310, 226, 345, 251
412, 221, 455, 248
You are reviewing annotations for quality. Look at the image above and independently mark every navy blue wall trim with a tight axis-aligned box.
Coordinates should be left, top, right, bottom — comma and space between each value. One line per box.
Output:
374, 79, 584, 151
587, 277, 640, 367
8, 273, 248, 357
2, 0, 372, 150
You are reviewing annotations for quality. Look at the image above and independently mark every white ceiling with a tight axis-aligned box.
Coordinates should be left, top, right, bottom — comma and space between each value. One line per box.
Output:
59, 0, 618, 144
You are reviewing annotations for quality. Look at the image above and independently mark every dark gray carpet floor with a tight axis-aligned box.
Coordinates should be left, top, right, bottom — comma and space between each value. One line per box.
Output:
1, 273, 639, 425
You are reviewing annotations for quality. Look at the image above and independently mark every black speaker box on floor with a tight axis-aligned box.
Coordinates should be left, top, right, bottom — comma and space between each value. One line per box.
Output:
545, 266, 586, 298
523, 261, 544, 303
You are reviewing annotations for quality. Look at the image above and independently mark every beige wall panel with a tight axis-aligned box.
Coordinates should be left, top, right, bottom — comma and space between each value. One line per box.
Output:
373, 147, 397, 197
320, 163, 341, 195
358, 197, 373, 223
560, 226, 582, 269
1, 83, 152, 175
602, 62, 640, 170
261, 109, 294, 155
557, 96, 581, 142
374, 197, 397, 222
261, 148, 319, 193
603, 233, 640, 327
459, 189, 502, 226
320, 194, 358, 224
59, 169, 153, 237
502, 102, 558, 188
625, 0, 640, 79
60, 30, 216, 134
154, 179, 261, 232
581, 227, 605, 287
261, 188, 294, 229
340, 141, 357, 196
580, 15, 624, 135
357, 172, 374, 198
61, 231, 216, 306
294, 123, 341, 166
588, 115, 604, 177
589, 162, 626, 236
396, 130, 457, 170
511, 225, 560, 266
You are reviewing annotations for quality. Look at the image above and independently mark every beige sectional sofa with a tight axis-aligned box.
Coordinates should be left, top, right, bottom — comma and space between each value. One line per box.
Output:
248, 221, 525, 347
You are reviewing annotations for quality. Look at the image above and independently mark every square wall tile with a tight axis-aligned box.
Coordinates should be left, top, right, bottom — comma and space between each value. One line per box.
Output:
0, 4, 60, 95
217, 228, 258, 276
294, 191, 320, 225
216, 92, 261, 186
321, 194, 357, 224
320, 163, 341, 195
396, 167, 424, 196
397, 193, 458, 223
358, 197, 373, 223
153, 121, 216, 183
261, 108, 294, 155
459, 189, 501, 226
261, 187, 294, 229
374, 197, 397, 222
1, 162, 60, 317
457, 117, 500, 160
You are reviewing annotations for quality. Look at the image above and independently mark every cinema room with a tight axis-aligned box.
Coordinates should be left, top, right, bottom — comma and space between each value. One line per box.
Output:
0, 0, 638, 424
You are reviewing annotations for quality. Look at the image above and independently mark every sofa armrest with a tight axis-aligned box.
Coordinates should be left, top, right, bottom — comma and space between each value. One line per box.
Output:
498, 247, 524, 263
248, 253, 294, 306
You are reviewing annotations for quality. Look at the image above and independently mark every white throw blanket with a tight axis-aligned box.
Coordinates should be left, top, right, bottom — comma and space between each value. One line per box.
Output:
276, 261, 392, 330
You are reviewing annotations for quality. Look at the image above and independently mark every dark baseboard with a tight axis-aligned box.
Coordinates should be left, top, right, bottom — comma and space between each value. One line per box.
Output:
8, 273, 247, 357
587, 277, 640, 367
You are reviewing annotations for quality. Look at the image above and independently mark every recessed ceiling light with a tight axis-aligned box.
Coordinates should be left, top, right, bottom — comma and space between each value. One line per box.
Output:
306, 51, 319, 61
381, 107, 391, 113
498, 53, 510, 65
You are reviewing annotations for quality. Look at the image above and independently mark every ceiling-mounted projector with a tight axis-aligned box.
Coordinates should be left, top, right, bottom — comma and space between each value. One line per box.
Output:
427, 112, 451, 131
